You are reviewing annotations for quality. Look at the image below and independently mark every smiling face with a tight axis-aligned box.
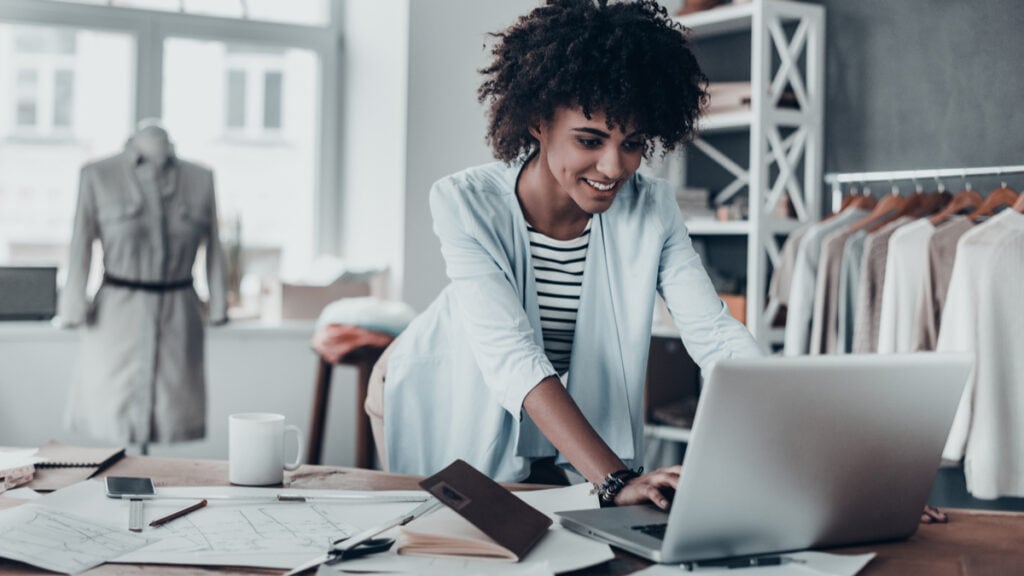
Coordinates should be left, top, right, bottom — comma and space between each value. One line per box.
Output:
529, 107, 645, 216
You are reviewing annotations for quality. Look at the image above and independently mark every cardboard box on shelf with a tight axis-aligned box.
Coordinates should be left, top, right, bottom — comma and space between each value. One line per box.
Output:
719, 293, 747, 324
280, 269, 389, 320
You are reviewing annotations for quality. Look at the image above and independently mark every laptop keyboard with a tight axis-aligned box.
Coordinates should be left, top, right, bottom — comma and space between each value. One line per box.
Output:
632, 523, 668, 540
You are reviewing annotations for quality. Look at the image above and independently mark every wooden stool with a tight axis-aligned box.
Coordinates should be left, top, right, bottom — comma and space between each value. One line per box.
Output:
307, 344, 387, 467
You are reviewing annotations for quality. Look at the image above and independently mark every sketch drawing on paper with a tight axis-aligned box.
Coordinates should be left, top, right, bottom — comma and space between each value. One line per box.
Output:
157, 503, 358, 552
0, 505, 153, 574
114, 501, 371, 567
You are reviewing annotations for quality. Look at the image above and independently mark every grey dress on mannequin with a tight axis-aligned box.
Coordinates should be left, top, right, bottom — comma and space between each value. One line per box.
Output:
59, 125, 227, 444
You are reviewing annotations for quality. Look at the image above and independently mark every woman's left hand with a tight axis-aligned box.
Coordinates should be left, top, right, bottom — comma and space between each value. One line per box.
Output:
613, 465, 682, 510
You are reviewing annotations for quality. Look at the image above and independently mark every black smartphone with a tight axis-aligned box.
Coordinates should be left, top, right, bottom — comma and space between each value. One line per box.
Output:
104, 476, 156, 498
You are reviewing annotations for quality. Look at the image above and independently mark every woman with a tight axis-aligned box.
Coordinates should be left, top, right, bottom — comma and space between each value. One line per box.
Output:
366, 0, 761, 508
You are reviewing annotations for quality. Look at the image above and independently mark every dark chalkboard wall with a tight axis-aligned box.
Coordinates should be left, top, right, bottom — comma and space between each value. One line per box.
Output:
688, 0, 1024, 204
817, 0, 1024, 175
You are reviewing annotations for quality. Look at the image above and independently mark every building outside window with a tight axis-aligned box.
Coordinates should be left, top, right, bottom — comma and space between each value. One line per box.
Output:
0, 23, 133, 269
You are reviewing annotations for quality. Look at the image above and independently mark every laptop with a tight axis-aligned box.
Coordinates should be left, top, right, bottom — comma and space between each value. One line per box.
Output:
557, 353, 973, 564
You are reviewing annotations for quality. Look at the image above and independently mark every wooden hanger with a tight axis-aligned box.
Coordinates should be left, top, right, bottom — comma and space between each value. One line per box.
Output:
967, 183, 1019, 222
846, 191, 877, 211
921, 190, 953, 217
930, 186, 983, 225
824, 186, 876, 221
848, 186, 906, 233
894, 187, 930, 218
1015, 189, 1024, 213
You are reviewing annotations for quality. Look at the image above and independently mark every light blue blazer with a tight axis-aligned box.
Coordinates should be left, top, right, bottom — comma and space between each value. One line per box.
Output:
384, 160, 761, 482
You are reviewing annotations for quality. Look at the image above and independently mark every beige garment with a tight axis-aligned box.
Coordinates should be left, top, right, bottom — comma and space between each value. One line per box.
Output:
851, 217, 911, 353
768, 224, 812, 306
365, 338, 399, 471
913, 217, 974, 351
809, 227, 859, 354
60, 143, 227, 444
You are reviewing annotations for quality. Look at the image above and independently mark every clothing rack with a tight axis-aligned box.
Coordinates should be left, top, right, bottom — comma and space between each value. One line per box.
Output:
824, 164, 1024, 211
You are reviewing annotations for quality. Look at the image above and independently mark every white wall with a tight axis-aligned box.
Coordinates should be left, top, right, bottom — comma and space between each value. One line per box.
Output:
400, 0, 539, 311
0, 323, 360, 467
339, 0, 410, 297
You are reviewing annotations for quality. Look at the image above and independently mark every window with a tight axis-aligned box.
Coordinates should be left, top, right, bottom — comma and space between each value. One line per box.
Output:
226, 69, 247, 129
9, 26, 77, 137
164, 38, 318, 278
263, 71, 283, 129
0, 1, 338, 317
0, 23, 133, 270
15, 69, 38, 127
221, 48, 286, 138
50, 0, 330, 26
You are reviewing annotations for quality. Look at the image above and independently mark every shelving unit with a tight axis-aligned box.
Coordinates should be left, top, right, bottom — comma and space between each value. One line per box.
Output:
646, 1, 825, 456
675, 0, 825, 350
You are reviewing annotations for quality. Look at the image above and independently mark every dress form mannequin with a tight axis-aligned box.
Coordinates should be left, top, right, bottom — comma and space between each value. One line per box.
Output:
60, 119, 228, 450
133, 123, 173, 169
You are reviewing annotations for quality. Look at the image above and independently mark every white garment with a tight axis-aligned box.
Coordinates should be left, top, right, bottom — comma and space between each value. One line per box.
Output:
938, 210, 1024, 499
783, 208, 868, 356
876, 219, 933, 353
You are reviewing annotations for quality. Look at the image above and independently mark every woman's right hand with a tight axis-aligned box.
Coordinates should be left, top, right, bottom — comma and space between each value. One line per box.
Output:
613, 465, 682, 510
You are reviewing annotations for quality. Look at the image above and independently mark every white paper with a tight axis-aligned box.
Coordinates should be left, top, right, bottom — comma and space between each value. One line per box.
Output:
629, 552, 876, 576
332, 483, 613, 575
323, 557, 556, 576
34, 481, 430, 569
0, 503, 153, 574
0, 487, 40, 500
0, 448, 44, 469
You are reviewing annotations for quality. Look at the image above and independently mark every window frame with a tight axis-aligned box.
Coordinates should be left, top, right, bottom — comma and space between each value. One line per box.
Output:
0, 0, 344, 257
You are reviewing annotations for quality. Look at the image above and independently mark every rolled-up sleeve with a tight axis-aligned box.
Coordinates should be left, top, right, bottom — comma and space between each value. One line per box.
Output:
59, 166, 98, 327
430, 182, 555, 419
203, 172, 228, 324
656, 191, 762, 372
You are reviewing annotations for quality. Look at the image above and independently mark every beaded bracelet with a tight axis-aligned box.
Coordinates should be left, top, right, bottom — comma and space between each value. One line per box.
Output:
594, 467, 643, 506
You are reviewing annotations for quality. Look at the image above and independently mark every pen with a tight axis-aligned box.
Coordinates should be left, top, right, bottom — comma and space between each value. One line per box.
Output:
149, 499, 208, 527
685, 555, 803, 571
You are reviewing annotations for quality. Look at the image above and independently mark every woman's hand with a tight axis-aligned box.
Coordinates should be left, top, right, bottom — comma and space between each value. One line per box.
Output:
613, 465, 681, 510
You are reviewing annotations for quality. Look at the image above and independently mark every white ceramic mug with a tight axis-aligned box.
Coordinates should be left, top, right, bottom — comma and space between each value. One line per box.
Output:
228, 413, 303, 486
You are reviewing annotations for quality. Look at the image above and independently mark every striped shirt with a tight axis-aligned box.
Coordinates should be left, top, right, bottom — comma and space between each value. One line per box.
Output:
528, 219, 591, 376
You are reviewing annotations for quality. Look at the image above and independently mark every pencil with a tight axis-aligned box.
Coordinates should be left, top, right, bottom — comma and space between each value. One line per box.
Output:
149, 499, 208, 527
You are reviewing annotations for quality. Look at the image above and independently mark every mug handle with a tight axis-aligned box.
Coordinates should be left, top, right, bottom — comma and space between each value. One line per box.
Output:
284, 424, 303, 471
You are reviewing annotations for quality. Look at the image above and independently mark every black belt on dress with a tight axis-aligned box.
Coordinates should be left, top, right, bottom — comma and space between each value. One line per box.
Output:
102, 273, 194, 292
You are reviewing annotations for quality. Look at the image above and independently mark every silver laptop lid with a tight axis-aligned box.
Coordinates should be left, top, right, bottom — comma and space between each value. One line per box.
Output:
660, 353, 972, 564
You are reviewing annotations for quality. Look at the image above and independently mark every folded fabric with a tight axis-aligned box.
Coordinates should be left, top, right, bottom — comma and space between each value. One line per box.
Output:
314, 297, 416, 336
311, 324, 395, 364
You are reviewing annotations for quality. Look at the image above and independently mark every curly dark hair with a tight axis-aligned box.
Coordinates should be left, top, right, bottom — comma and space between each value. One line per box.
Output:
478, 0, 707, 162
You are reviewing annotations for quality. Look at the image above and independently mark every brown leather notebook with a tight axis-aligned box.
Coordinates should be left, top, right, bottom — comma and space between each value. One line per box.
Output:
400, 459, 552, 561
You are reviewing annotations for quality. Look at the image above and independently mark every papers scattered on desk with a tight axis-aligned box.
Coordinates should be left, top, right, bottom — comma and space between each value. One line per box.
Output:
0, 480, 610, 575
630, 551, 876, 576
0, 503, 153, 574
33, 481, 431, 569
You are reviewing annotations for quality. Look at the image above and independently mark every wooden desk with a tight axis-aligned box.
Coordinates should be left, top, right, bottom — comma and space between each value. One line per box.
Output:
2, 456, 1023, 575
